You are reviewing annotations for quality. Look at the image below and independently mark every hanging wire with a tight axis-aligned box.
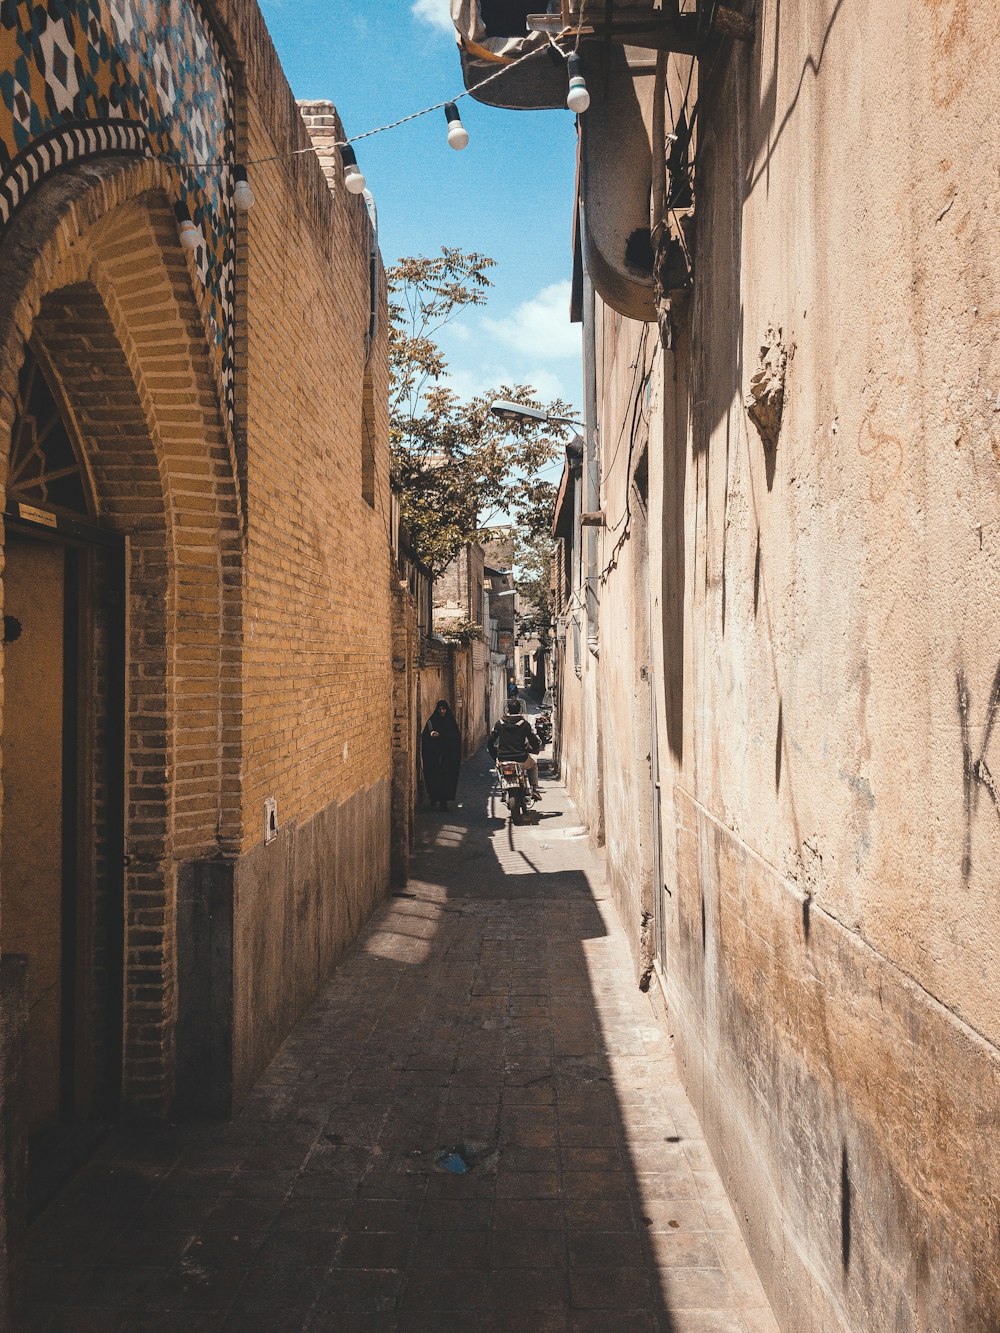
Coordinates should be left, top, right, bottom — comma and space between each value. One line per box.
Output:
155, 34, 580, 173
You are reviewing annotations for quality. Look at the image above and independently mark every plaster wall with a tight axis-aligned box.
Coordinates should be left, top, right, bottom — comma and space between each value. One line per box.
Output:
669, 0, 1000, 1324
557, 617, 601, 841
565, 1, 1000, 1327
589, 310, 658, 977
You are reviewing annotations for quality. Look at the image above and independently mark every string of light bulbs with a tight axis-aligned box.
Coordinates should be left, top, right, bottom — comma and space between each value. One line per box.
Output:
324, 31, 594, 199
168, 24, 594, 246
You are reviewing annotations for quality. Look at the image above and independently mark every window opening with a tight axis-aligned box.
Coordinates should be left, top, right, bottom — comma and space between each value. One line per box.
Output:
9, 348, 91, 516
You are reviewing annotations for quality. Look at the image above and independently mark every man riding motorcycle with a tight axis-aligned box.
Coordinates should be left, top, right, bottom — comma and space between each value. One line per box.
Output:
488, 698, 542, 800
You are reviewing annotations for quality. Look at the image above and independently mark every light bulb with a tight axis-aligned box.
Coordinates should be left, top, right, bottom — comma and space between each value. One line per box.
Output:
339, 144, 367, 195
444, 102, 469, 151
175, 203, 204, 253
566, 53, 590, 114
233, 164, 255, 212
179, 219, 201, 250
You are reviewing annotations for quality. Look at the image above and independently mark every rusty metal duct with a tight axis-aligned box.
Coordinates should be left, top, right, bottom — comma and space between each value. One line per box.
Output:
577, 43, 657, 323
450, 2, 752, 322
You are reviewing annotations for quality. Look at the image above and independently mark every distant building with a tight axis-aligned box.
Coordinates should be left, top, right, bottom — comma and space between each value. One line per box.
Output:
429, 541, 489, 755
481, 527, 516, 674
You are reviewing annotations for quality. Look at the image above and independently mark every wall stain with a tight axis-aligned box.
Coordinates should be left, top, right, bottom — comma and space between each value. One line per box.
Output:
857, 397, 904, 503
921, 0, 973, 109
837, 769, 875, 810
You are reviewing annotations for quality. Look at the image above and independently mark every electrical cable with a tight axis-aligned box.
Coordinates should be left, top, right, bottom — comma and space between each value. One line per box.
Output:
152, 34, 582, 173
597, 327, 653, 584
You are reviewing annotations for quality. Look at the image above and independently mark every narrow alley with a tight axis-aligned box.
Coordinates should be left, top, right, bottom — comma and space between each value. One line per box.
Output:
24, 745, 776, 1333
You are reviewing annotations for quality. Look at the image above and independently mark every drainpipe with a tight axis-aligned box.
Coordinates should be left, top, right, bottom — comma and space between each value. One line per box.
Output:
581, 206, 600, 658
580, 205, 606, 846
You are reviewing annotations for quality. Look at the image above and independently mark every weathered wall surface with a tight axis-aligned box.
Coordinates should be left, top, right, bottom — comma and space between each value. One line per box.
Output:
590, 311, 658, 979
556, 616, 596, 831
563, 1, 1000, 1329
238, 66, 393, 851
231, 780, 390, 1104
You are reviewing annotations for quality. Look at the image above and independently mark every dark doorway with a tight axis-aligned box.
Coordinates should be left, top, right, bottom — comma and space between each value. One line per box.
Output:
1, 347, 125, 1215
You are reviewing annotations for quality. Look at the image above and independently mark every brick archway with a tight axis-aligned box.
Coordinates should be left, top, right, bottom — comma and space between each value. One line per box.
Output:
0, 159, 243, 1117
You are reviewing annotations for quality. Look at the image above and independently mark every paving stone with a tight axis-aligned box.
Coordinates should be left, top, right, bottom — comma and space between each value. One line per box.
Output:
490, 1227, 565, 1269
563, 1197, 637, 1233
23, 754, 775, 1332
410, 1228, 490, 1270
567, 1229, 645, 1268
657, 1265, 735, 1309
644, 1230, 723, 1267
399, 1266, 488, 1312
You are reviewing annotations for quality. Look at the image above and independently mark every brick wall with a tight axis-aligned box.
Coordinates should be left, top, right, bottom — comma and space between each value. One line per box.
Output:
239, 86, 392, 845
0, 0, 395, 1127
434, 543, 487, 628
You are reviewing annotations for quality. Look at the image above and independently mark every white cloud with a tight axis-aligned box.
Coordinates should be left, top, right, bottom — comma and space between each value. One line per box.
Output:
481, 281, 580, 361
411, 0, 455, 35
444, 363, 567, 403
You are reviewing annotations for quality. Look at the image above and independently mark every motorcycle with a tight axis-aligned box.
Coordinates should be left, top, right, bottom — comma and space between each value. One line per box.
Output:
497, 759, 532, 823
534, 712, 552, 747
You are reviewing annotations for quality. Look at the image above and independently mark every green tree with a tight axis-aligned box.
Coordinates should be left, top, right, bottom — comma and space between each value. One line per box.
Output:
388, 248, 571, 575
510, 481, 558, 640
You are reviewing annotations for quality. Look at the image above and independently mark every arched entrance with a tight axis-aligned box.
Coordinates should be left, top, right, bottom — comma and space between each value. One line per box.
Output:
2, 343, 125, 1203
0, 160, 245, 1195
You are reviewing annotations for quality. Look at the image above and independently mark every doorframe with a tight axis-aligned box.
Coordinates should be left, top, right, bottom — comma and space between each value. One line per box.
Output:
4, 501, 126, 1122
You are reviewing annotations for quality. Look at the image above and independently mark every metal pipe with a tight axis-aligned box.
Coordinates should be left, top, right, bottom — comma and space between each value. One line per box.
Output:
581, 205, 600, 657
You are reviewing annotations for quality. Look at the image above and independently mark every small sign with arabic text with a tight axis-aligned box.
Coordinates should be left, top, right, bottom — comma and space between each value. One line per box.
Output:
18, 503, 57, 529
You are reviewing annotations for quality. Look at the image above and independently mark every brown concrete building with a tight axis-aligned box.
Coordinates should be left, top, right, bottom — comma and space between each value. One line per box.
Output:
456, 2, 1000, 1330
0, 0, 393, 1301
482, 526, 516, 673
428, 540, 490, 753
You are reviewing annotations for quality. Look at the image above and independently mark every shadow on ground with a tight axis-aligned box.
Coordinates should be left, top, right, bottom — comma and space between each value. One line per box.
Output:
21, 742, 776, 1332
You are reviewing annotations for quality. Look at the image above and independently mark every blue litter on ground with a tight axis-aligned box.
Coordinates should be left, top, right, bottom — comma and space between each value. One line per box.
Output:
437, 1149, 469, 1174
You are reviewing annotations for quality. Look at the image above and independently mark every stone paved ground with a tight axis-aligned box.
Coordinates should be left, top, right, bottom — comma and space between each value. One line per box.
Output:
24, 745, 779, 1332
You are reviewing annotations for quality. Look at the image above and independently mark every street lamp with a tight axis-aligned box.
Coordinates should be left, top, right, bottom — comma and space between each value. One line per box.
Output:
489, 399, 582, 429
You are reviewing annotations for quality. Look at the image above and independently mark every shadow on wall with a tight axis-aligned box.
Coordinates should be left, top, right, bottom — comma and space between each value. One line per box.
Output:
691, 0, 850, 449
746, 0, 850, 200
661, 343, 689, 764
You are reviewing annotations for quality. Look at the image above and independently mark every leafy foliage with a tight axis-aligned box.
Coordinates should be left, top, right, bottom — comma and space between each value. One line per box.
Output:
388, 249, 572, 575
513, 508, 558, 641
436, 618, 485, 646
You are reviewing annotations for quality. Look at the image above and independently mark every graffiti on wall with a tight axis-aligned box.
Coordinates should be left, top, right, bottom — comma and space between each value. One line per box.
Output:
956, 662, 1000, 883
0, 0, 235, 419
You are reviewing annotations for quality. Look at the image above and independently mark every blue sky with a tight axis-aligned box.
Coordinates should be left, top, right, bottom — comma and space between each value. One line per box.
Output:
259, 0, 583, 431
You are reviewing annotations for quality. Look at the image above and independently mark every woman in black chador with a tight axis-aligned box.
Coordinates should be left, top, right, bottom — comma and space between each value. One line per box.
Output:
421, 700, 462, 811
